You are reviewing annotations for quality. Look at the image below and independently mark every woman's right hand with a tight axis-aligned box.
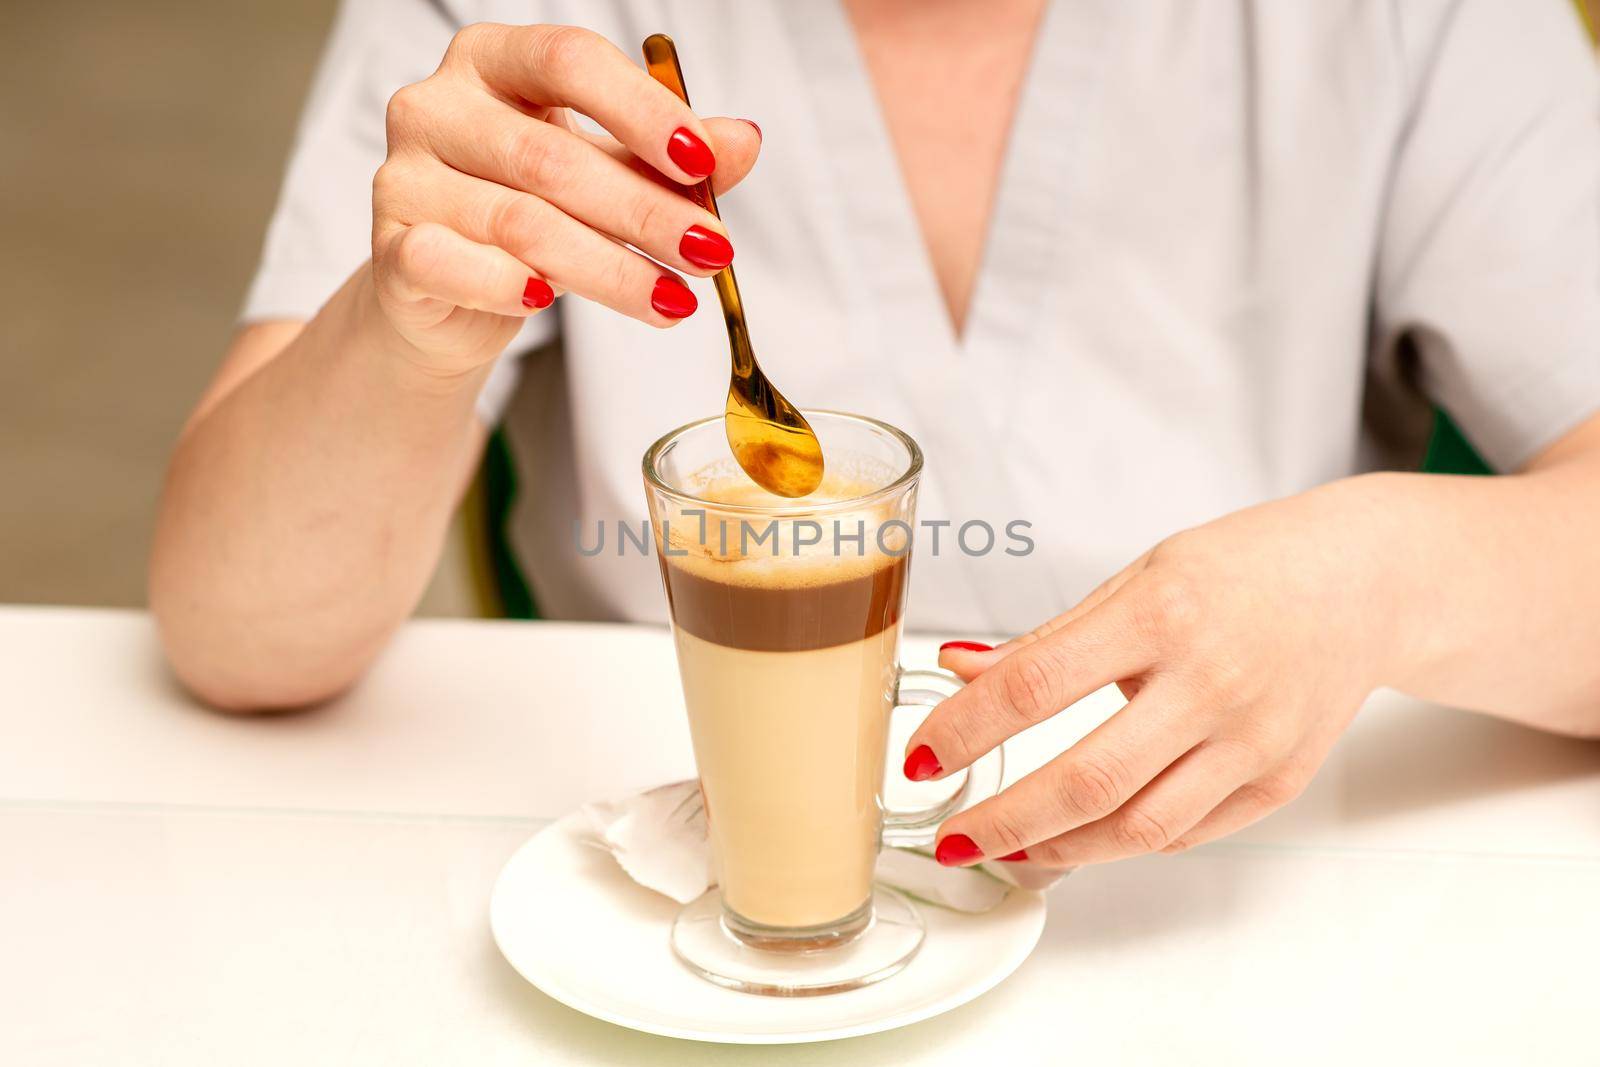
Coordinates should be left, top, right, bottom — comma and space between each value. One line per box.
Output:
368, 23, 762, 377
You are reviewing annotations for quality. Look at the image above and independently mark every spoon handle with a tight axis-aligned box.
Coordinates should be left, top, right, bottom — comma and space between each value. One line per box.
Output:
642, 34, 757, 379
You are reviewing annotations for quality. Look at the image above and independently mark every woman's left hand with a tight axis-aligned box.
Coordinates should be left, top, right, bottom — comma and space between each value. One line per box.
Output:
906, 476, 1405, 868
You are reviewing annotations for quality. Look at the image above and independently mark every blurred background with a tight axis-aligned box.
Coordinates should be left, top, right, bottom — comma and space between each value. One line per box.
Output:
0, 0, 482, 615
1, 1, 1595, 617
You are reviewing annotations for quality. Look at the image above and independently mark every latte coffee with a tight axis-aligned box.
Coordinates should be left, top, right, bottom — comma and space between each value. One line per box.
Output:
656, 474, 910, 931
645, 412, 1003, 995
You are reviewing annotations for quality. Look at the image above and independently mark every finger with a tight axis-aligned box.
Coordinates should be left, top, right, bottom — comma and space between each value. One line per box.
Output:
453, 24, 719, 184
1020, 738, 1263, 868
374, 222, 555, 319
420, 163, 698, 327
937, 550, 1153, 681
422, 92, 737, 277
1161, 741, 1329, 852
930, 681, 1211, 866
588, 116, 764, 197
906, 583, 1156, 778
1158, 776, 1300, 854
705, 117, 762, 193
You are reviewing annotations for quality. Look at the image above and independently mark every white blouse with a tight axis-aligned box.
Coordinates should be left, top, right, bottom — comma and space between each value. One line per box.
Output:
245, 0, 1600, 634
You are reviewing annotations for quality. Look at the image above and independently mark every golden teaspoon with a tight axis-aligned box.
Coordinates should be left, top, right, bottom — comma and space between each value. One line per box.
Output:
643, 33, 825, 498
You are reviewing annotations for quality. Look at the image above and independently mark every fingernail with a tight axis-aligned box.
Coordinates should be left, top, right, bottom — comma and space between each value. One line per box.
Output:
667, 127, 716, 179
935, 834, 984, 867
903, 744, 942, 782
998, 850, 1029, 862
739, 118, 762, 141
940, 641, 994, 654
651, 275, 697, 319
521, 277, 554, 310
679, 225, 734, 270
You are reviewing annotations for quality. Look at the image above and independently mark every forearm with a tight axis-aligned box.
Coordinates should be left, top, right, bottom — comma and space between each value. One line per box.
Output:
1351, 446, 1600, 735
150, 268, 489, 710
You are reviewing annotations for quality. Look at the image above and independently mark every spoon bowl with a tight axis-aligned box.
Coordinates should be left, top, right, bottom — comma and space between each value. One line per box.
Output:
724, 387, 827, 500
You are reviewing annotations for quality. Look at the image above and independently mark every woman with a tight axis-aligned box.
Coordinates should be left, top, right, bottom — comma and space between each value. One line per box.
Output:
151, 0, 1600, 870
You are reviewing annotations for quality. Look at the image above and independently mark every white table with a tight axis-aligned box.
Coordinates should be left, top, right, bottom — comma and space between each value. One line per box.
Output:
4, 606, 1599, 1065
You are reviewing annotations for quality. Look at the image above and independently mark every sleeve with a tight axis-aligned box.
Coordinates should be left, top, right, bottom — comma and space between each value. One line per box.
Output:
241, 0, 558, 425
1374, 0, 1600, 471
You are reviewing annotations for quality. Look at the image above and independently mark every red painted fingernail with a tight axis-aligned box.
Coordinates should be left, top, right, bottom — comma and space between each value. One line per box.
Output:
739, 118, 762, 141
650, 276, 697, 319
667, 127, 716, 179
940, 641, 994, 654
935, 834, 984, 867
521, 277, 554, 310
903, 744, 942, 782
998, 850, 1029, 862
679, 225, 734, 270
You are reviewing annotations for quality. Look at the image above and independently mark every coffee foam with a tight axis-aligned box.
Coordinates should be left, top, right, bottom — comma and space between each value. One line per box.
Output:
680, 456, 899, 508
656, 461, 911, 589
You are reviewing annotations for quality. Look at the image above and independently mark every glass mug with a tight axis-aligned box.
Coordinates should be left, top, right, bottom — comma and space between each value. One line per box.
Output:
642, 411, 1005, 996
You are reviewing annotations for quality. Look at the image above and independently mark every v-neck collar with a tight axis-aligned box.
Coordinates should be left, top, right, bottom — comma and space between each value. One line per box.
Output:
780, 0, 1124, 630
786, 1, 1116, 343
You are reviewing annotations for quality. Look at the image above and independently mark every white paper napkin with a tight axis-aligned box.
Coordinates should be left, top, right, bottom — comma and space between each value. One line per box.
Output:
577, 780, 1062, 914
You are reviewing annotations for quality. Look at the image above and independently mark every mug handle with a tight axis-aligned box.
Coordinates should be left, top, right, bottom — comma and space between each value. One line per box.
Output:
881, 667, 1006, 849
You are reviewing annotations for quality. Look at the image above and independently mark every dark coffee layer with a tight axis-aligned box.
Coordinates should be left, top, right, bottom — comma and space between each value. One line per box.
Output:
659, 557, 908, 652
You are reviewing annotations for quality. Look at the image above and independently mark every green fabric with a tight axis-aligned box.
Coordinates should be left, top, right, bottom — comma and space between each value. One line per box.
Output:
484, 427, 540, 619
1422, 410, 1494, 476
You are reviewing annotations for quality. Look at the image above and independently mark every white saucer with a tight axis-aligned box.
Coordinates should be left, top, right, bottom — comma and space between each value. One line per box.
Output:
489, 809, 1047, 1044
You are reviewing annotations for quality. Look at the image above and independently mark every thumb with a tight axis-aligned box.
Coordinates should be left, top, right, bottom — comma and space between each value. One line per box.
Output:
936, 640, 1011, 681
702, 116, 762, 195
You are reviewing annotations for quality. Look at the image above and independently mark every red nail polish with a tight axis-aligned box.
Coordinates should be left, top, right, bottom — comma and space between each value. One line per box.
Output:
935, 834, 984, 866
521, 277, 554, 310
679, 225, 734, 270
651, 276, 697, 319
739, 118, 762, 141
667, 127, 716, 179
998, 850, 1029, 862
940, 641, 994, 654
903, 744, 942, 782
